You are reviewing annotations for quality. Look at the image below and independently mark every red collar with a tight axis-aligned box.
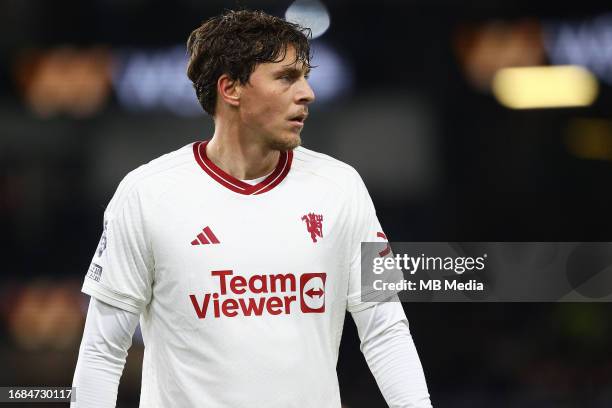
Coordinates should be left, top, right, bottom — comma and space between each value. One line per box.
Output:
193, 141, 293, 195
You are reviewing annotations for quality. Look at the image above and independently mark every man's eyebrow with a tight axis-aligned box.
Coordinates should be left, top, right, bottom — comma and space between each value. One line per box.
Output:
275, 66, 311, 76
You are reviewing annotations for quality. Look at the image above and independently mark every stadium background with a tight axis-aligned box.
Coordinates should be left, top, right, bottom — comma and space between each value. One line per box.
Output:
2, 0, 612, 406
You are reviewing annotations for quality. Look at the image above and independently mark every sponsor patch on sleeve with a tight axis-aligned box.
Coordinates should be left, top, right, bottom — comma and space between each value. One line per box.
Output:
87, 263, 103, 282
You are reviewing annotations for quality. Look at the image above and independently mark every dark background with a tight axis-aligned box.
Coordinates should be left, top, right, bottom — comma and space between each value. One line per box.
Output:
2, 0, 612, 407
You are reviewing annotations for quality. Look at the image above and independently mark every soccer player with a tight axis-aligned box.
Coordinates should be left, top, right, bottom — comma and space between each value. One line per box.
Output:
71, 9, 432, 408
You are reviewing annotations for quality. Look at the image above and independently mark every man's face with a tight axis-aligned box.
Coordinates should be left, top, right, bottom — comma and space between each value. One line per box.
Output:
238, 45, 315, 151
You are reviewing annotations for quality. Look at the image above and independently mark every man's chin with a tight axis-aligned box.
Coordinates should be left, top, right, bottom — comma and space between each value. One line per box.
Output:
266, 134, 301, 152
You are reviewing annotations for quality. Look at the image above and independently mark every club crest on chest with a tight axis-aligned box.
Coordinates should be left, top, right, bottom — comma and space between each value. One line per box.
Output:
301, 212, 323, 243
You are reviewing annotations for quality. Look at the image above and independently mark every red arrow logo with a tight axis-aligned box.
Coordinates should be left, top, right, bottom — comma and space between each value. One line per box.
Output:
300, 273, 326, 313
305, 288, 324, 298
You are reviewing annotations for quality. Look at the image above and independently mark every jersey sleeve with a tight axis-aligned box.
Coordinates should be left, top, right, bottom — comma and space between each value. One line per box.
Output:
346, 172, 400, 313
82, 183, 154, 314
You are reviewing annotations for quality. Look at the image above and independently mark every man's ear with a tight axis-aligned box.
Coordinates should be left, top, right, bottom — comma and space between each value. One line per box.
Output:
217, 74, 241, 107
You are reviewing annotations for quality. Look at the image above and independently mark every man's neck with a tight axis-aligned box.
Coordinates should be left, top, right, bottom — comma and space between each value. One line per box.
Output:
206, 126, 280, 181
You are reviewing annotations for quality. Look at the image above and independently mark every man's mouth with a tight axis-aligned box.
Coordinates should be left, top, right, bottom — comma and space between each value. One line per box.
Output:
288, 113, 308, 126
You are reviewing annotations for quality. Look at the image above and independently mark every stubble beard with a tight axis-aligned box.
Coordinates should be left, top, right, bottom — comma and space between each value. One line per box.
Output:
264, 132, 302, 152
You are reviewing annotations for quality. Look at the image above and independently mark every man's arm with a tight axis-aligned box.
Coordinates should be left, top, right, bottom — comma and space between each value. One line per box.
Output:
71, 298, 140, 408
351, 300, 432, 408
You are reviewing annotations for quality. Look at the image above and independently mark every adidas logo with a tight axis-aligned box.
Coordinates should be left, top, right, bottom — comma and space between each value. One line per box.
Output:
191, 226, 220, 246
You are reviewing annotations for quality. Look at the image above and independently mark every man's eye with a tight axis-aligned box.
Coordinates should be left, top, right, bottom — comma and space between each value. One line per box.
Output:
278, 73, 308, 82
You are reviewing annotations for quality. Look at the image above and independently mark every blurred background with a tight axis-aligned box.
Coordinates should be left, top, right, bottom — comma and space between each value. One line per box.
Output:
2, 0, 612, 406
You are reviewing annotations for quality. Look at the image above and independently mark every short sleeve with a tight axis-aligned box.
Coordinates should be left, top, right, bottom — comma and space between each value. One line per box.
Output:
346, 173, 398, 313
82, 185, 154, 314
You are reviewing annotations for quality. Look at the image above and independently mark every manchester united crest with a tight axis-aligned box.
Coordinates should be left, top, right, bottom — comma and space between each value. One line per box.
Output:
301, 213, 323, 243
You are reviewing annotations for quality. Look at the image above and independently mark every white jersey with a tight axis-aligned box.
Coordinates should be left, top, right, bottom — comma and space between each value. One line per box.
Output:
82, 141, 389, 408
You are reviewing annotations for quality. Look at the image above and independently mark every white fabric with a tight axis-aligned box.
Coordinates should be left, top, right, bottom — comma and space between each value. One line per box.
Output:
72, 297, 432, 408
79, 142, 428, 407
351, 300, 432, 407
71, 298, 139, 408
241, 172, 271, 185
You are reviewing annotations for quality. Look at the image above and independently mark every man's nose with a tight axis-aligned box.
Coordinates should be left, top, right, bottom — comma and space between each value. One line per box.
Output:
296, 78, 315, 104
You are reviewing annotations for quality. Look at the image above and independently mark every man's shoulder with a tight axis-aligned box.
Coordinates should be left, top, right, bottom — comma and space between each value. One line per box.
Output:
108, 143, 195, 211
124, 142, 194, 184
292, 146, 362, 185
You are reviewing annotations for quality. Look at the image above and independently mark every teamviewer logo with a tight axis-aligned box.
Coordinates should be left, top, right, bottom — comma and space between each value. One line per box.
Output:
300, 273, 326, 313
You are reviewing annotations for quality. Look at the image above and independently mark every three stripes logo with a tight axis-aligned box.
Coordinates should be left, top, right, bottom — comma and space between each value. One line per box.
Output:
191, 226, 220, 246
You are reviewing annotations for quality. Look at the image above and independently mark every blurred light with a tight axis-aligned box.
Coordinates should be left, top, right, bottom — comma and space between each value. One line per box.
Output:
492, 66, 598, 109
285, 0, 330, 40
307, 41, 353, 102
544, 14, 612, 86
112, 46, 202, 116
565, 118, 612, 160
454, 20, 545, 91
14, 47, 112, 117
9, 282, 83, 350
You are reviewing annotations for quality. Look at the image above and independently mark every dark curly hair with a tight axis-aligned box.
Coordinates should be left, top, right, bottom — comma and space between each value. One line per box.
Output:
186, 9, 312, 116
